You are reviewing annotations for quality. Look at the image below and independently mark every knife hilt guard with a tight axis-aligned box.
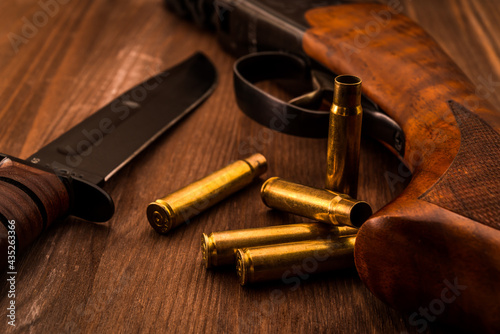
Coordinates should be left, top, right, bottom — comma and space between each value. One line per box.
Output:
0, 155, 114, 267
0, 156, 69, 267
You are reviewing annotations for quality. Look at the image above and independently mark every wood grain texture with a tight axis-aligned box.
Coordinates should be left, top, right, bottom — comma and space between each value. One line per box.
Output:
0, 0, 498, 333
0, 157, 70, 251
302, 2, 500, 332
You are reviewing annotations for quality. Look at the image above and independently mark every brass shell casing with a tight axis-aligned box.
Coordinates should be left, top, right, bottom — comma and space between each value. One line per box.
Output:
236, 236, 356, 285
261, 177, 372, 228
326, 75, 363, 198
201, 223, 358, 269
147, 153, 267, 234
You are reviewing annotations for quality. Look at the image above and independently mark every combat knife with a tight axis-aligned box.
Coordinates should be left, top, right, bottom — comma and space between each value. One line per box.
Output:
0, 52, 217, 267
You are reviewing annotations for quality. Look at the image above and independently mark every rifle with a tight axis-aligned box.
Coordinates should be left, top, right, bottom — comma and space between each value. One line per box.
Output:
166, 0, 500, 331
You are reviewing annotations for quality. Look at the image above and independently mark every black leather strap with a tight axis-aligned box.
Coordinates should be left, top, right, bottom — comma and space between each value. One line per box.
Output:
233, 52, 405, 155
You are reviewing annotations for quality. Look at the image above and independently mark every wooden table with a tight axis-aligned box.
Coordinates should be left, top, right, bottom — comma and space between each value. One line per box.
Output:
0, 0, 498, 333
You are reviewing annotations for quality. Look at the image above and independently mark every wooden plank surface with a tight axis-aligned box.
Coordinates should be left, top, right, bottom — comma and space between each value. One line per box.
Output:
0, 0, 499, 333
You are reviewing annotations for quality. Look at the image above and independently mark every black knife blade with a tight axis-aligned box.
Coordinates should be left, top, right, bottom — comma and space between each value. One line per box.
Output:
30, 52, 217, 188
0, 52, 217, 267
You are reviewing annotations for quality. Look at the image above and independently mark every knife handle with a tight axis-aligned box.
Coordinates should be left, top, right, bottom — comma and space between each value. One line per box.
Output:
0, 156, 70, 268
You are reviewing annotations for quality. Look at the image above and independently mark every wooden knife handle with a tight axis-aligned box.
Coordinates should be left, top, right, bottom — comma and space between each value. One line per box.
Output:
0, 156, 70, 268
303, 4, 500, 332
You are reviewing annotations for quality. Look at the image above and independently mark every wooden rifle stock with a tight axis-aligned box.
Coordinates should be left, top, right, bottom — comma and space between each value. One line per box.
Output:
302, 4, 500, 332
167, 0, 500, 330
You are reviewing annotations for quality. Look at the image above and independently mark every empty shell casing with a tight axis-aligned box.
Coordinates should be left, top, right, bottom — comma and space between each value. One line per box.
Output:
261, 177, 372, 228
147, 153, 267, 234
326, 75, 363, 198
201, 223, 358, 268
236, 236, 356, 285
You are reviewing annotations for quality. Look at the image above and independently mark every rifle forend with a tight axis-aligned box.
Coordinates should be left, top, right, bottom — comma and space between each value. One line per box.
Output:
166, 1, 500, 331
